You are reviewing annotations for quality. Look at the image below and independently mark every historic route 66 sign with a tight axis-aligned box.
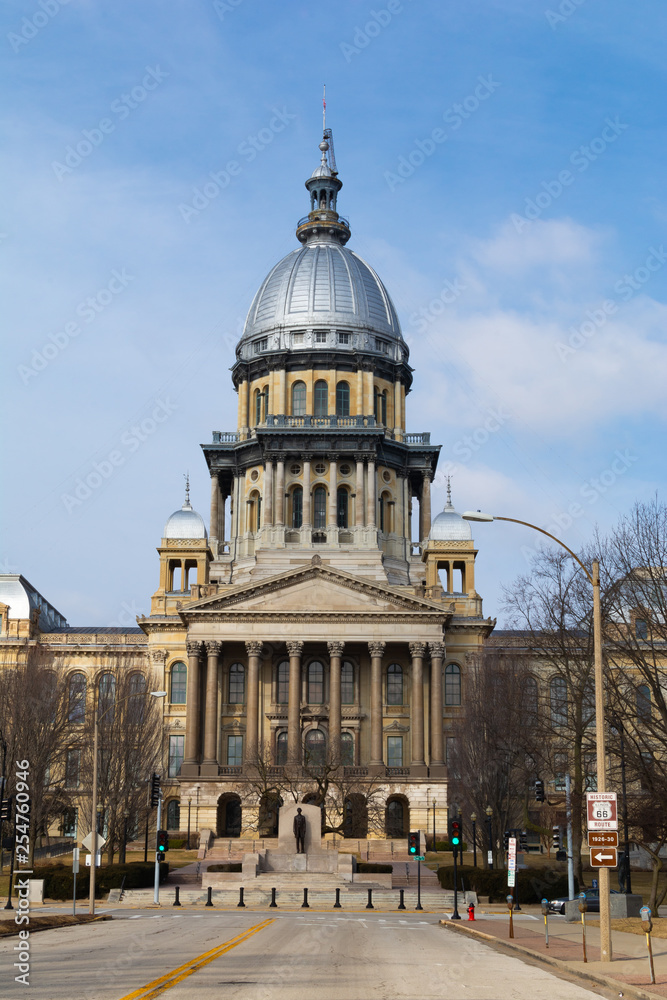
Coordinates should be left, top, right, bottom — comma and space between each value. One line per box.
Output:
586, 792, 618, 830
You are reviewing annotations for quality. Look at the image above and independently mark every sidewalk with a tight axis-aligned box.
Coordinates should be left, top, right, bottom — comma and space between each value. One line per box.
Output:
444, 906, 667, 999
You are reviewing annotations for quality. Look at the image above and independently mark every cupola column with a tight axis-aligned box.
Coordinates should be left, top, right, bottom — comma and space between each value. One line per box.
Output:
327, 641, 344, 759
366, 460, 376, 528
264, 460, 274, 526
368, 641, 386, 767
355, 460, 365, 527
287, 640, 304, 764
409, 642, 427, 770
302, 459, 312, 527
328, 458, 338, 529
183, 641, 204, 769
202, 641, 222, 771
429, 642, 445, 767
394, 380, 402, 440
244, 641, 263, 764
275, 457, 285, 526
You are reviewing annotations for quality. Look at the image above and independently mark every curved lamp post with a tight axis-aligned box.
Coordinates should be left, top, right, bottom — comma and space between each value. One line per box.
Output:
89, 690, 166, 915
462, 510, 611, 962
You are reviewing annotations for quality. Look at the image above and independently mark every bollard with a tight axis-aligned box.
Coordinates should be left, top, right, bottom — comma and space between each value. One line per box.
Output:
397, 888, 405, 911
578, 892, 587, 963
270, 887, 277, 908
237, 887, 245, 908
640, 906, 656, 984
541, 899, 549, 948
467, 903, 475, 921
366, 889, 374, 910
302, 888, 309, 909
205, 886, 213, 908
506, 895, 514, 939
173, 886, 181, 907
334, 888, 341, 909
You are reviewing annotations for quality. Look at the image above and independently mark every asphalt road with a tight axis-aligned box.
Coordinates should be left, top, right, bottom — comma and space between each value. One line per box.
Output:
1, 908, 615, 1000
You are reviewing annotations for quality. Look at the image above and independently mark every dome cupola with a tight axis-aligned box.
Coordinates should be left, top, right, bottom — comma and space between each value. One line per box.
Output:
429, 481, 472, 542
164, 478, 207, 540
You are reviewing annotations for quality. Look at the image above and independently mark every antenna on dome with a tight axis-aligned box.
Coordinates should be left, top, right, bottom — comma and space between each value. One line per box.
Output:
322, 84, 326, 133
446, 475, 453, 507
184, 472, 190, 507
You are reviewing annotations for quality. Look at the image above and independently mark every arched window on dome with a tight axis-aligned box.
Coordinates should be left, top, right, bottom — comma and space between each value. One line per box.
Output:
292, 381, 306, 417
255, 388, 262, 425
313, 486, 327, 529
314, 380, 328, 418
336, 381, 350, 418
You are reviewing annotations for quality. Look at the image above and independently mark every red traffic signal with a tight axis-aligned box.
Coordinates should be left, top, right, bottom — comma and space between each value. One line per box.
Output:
408, 831, 419, 855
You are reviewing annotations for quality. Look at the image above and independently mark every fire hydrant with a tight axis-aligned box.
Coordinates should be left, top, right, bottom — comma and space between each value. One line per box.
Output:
467, 903, 475, 921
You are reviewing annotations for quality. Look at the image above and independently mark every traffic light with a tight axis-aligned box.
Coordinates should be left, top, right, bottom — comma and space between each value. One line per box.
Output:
534, 779, 545, 802
519, 830, 528, 852
0, 797, 12, 822
408, 831, 419, 855
552, 825, 561, 851
449, 819, 461, 851
156, 829, 169, 854
150, 773, 161, 808
503, 830, 510, 851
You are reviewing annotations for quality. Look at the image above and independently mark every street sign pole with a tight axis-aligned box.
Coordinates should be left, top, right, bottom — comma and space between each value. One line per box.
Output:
153, 793, 162, 905
592, 559, 611, 962
565, 774, 575, 902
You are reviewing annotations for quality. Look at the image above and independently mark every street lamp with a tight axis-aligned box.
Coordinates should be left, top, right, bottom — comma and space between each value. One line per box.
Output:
462, 510, 611, 962
471, 812, 478, 868
89, 689, 167, 916
485, 806, 493, 870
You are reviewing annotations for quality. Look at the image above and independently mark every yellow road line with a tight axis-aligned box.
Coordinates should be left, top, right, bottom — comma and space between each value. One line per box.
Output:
116, 917, 275, 1000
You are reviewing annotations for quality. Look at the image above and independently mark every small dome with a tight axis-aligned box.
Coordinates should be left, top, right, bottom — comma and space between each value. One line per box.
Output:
429, 499, 472, 542
164, 500, 207, 540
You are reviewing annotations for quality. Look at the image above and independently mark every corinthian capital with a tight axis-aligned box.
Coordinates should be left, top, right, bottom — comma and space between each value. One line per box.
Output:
245, 640, 264, 657
327, 641, 345, 657
428, 642, 446, 660
205, 640, 223, 656
409, 642, 427, 658
186, 640, 203, 657
368, 641, 386, 658
150, 648, 167, 666
286, 640, 304, 657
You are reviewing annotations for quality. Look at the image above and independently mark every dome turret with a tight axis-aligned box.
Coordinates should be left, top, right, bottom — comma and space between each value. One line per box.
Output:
164, 479, 207, 540
429, 483, 472, 541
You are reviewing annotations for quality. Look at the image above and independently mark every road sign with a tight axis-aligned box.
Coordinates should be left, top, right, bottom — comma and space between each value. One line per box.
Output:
591, 848, 618, 868
85, 853, 101, 867
588, 831, 619, 848
586, 792, 618, 830
81, 832, 107, 853
72, 848, 80, 874
507, 870, 516, 887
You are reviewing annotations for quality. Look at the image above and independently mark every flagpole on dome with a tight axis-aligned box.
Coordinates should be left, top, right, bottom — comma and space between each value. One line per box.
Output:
322, 84, 326, 134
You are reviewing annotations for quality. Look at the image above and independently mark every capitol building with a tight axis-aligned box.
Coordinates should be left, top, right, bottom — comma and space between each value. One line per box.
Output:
0, 130, 495, 843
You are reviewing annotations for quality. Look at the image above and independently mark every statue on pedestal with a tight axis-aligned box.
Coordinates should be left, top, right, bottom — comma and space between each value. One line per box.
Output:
293, 807, 306, 854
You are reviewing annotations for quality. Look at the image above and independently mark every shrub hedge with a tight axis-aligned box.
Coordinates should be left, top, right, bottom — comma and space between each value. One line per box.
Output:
167, 838, 187, 850
434, 841, 468, 853
437, 866, 576, 903
207, 863, 242, 873
34, 861, 169, 900
356, 863, 392, 874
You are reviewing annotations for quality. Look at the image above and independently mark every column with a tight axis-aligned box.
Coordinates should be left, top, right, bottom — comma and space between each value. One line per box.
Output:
366, 459, 376, 527
244, 641, 263, 764
328, 457, 338, 528
202, 641, 222, 769
328, 641, 344, 760
302, 459, 312, 527
220, 488, 227, 546
287, 640, 304, 764
356, 368, 364, 415
429, 642, 445, 767
364, 367, 374, 415
409, 642, 426, 767
421, 473, 432, 542
275, 457, 285, 526
209, 474, 220, 552
278, 368, 287, 415
393, 379, 402, 439
368, 641, 385, 767
264, 459, 274, 526
355, 460, 365, 527
183, 641, 203, 767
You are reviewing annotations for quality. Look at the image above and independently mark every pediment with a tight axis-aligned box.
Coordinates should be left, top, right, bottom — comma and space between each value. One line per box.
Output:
181, 558, 448, 619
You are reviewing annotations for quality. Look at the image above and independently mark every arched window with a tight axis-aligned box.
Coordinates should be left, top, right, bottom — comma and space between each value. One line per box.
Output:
379, 492, 392, 533
249, 491, 262, 532
170, 662, 187, 704
386, 797, 408, 838
444, 663, 461, 706
341, 661, 354, 704
128, 672, 146, 720
255, 388, 262, 425
277, 661, 289, 704
314, 380, 328, 417
44, 671, 58, 724
98, 672, 116, 726
341, 732, 354, 766
229, 663, 245, 704
313, 486, 327, 529
337, 487, 349, 528
129, 672, 146, 697
550, 676, 568, 726
374, 388, 387, 424
276, 731, 288, 765
292, 380, 306, 416
291, 486, 303, 529
336, 381, 350, 417
524, 676, 538, 722
166, 800, 180, 830
305, 728, 326, 765
308, 661, 324, 704
387, 664, 403, 705
637, 684, 651, 723
68, 672, 86, 723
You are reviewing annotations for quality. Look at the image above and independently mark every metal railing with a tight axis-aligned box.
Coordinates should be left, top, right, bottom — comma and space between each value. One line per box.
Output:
33, 841, 74, 860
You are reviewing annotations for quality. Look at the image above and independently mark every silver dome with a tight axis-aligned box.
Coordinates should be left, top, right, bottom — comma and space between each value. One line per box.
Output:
429, 501, 473, 542
239, 240, 405, 358
164, 501, 207, 540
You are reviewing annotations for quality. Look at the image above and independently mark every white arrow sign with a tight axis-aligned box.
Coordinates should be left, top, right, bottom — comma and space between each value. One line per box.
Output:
594, 852, 614, 863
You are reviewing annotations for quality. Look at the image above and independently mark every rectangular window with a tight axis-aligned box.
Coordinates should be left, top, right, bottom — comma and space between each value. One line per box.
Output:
254, 338, 268, 354
375, 338, 389, 353
314, 330, 327, 343
635, 619, 648, 640
62, 808, 77, 839
168, 735, 184, 778
554, 753, 568, 791
277, 662, 289, 704
292, 331, 305, 346
227, 735, 243, 766
341, 662, 354, 704
337, 331, 350, 344
65, 749, 80, 789
387, 736, 403, 767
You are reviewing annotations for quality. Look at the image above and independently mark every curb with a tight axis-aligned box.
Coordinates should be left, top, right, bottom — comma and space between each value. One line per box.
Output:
441, 920, 664, 1000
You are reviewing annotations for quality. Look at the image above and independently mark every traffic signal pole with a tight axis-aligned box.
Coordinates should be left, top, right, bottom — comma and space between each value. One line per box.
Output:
154, 793, 162, 905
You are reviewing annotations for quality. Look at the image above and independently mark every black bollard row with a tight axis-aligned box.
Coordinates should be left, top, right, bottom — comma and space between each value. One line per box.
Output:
237, 887, 245, 908
334, 888, 342, 909
205, 886, 213, 908
173, 886, 181, 907
366, 889, 374, 910
270, 887, 277, 908
302, 888, 310, 909
398, 889, 405, 911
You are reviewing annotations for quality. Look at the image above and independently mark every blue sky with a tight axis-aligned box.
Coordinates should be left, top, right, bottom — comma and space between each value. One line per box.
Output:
2, 0, 666, 625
